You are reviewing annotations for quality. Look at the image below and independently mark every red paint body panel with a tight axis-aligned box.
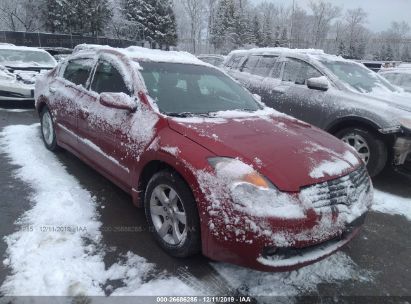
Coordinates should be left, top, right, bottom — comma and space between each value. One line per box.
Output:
35, 50, 371, 272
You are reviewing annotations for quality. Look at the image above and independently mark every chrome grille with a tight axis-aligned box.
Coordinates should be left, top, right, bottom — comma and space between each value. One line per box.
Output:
301, 165, 371, 209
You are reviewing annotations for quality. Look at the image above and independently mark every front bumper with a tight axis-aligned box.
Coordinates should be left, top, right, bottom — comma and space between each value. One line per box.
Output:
393, 136, 411, 166
256, 214, 365, 270
0, 82, 34, 101
203, 166, 372, 272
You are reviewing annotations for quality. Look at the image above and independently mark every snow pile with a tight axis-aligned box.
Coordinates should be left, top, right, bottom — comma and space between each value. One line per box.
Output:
213, 252, 372, 297
373, 190, 411, 221
0, 124, 195, 296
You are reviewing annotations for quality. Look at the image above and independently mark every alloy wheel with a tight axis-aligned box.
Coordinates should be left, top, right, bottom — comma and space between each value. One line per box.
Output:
42, 111, 54, 146
341, 133, 371, 164
150, 184, 187, 246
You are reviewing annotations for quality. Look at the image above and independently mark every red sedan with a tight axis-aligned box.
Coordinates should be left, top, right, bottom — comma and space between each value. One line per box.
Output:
35, 46, 373, 271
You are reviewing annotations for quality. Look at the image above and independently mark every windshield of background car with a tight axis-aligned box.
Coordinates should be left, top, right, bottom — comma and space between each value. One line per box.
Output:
321, 60, 397, 93
138, 62, 261, 115
0, 49, 56, 67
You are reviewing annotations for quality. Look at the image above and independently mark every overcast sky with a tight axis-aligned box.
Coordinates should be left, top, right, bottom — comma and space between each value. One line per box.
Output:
251, 0, 410, 32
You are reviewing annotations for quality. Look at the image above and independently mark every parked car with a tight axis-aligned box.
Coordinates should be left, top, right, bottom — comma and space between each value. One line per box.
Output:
379, 64, 411, 93
224, 48, 411, 177
35, 45, 372, 272
197, 54, 225, 67
0, 45, 57, 102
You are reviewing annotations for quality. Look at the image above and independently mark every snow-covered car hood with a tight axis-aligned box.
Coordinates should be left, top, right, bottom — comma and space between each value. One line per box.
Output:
353, 90, 411, 113
0, 65, 51, 86
168, 114, 362, 192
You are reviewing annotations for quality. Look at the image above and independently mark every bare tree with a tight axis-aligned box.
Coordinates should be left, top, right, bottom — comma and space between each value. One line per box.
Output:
308, 0, 341, 47
0, 0, 43, 32
178, 0, 205, 54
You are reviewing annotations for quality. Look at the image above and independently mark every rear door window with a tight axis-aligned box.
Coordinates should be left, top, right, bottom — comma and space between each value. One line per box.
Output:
62, 59, 94, 87
227, 55, 245, 69
282, 58, 302, 83
90, 61, 130, 94
254, 56, 278, 77
242, 56, 260, 74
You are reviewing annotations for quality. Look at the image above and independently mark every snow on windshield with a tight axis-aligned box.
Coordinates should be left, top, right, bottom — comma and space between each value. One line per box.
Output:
139, 61, 261, 115
321, 60, 397, 94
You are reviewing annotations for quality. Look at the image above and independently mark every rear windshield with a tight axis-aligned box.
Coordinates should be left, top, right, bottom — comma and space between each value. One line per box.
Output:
138, 62, 260, 115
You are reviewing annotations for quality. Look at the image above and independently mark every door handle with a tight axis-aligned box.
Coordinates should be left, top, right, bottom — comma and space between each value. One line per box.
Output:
79, 109, 90, 119
49, 87, 57, 93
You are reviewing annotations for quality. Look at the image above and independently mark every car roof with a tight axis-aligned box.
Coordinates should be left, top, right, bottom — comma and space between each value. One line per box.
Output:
227, 47, 350, 63
73, 44, 211, 67
0, 45, 52, 54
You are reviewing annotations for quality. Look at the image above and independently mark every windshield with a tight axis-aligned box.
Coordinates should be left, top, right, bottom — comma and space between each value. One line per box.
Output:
321, 60, 397, 93
0, 49, 56, 67
138, 62, 261, 115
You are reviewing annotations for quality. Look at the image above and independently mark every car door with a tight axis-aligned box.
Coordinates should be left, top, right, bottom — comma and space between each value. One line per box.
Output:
52, 58, 95, 148
83, 59, 136, 188
268, 57, 330, 128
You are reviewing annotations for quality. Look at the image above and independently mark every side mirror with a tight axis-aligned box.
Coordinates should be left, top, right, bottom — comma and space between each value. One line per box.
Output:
307, 76, 329, 91
252, 94, 262, 102
99, 92, 137, 112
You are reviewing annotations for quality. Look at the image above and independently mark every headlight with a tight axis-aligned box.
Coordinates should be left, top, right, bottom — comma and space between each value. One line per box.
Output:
399, 117, 411, 131
207, 157, 305, 218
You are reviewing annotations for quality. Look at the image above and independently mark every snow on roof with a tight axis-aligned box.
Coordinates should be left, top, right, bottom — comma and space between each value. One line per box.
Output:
0, 45, 51, 54
73, 44, 209, 66
228, 47, 348, 63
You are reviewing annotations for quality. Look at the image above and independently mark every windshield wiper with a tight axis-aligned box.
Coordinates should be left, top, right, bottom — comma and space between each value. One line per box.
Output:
165, 112, 216, 118
164, 112, 194, 117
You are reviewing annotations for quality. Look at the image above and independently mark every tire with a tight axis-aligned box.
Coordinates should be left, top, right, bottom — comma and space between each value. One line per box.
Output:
335, 127, 387, 177
144, 170, 201, 258
40, 106, 59, 152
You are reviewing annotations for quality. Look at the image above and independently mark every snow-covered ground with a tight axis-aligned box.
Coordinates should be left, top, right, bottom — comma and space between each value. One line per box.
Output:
0, 124, 410, 298
0, 124, 195, 296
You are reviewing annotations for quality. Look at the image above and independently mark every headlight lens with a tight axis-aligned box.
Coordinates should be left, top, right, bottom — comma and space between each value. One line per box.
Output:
208, 157, 274, 189
207, 157, 305, 218
399, 117, 411, 131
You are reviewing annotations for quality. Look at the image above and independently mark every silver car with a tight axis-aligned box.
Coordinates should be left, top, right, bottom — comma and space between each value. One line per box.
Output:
0, 45, 57, 103
224, 48, 411, 177
379, 64, 411, 93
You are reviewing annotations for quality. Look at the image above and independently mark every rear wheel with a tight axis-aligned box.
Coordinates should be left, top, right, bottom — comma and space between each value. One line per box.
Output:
40, 106, 59, 152
336, 127, 387, 177
144, 170, 201, 258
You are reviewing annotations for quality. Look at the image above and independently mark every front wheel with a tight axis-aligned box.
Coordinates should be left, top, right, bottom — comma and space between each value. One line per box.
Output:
144, 170, 201, 258
40, 106, 59, 152
336, 127, 387, 177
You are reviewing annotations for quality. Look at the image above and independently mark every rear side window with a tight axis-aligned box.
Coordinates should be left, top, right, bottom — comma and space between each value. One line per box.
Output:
226, 55, 245, 69
282, 58, 301, 83
254, 56, 278, 77
63, 59, 93, 87
242, 56, 260, 73
91, 61, 130, 94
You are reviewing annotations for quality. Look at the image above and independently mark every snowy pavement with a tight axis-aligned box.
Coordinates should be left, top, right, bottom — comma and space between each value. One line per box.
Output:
0, 109, 410, 301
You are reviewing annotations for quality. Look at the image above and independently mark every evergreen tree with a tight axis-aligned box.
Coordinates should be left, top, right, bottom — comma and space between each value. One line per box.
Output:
401, 46, 411, 62
125, 0, 177, 48
251, 15, 263, 47
260, 13, 273, 47
210, 0, 236, 51
385, 44, 394, 61
280, 28, 288, 46
44, 0, 111, 36
337, 41, 346, 57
